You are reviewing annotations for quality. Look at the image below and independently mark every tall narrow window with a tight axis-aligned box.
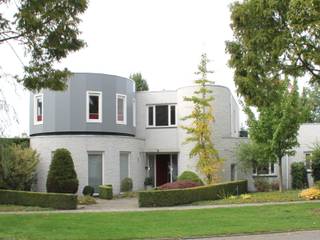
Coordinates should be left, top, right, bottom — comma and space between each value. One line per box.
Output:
116, 94, 127, 124
148, 106, 154, 126
87, 91, 102, 123
133, 98, 136, 127
34, 94, 43, 125
170, 105, 176, 125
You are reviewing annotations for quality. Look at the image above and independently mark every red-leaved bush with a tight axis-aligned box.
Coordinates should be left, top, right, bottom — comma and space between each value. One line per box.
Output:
158, 180, 201, 190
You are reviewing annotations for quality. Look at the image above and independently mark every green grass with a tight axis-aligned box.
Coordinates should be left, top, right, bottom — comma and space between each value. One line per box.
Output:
192, 190, 302, 206
0, 203, 320, 239
0, 204, 53, 212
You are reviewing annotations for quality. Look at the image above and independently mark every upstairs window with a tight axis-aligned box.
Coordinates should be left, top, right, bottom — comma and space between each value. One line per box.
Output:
34, 94, 43, 125
147, 104, 176, 127
116, 94, 127, 125
87, 91, 102, 123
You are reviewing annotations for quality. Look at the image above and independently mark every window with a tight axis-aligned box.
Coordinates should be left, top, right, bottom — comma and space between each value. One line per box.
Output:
133, 98, 136, 127
306, 153, 312, 171
34, 94, 43, 125
87, 91, 102, 122
116, 94, 127, 124
147, 104, 176, 127
253, 162, 275, 176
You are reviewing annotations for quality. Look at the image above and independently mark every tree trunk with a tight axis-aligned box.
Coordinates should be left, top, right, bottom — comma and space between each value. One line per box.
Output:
278, 156, 283, 192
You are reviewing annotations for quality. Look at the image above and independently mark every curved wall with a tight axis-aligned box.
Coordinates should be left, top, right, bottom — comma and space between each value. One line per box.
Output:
30, 73, 136, 136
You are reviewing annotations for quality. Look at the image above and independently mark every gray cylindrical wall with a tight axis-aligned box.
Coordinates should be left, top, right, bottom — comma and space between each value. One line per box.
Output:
30, 73, 136, 136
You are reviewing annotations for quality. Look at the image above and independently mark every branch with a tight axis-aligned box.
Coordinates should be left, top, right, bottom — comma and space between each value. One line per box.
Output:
0, 34, 22, 43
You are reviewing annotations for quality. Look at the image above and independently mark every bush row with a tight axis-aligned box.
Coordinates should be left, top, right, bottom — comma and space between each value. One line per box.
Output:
0, 189, 77, 210
139, 180, 247, 207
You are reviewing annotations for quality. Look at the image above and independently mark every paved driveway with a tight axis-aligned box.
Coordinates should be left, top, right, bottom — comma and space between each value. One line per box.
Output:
189, 230, 320, 240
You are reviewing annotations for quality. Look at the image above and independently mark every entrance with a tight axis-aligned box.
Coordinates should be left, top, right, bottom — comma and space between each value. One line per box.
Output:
156, 154, 170, 186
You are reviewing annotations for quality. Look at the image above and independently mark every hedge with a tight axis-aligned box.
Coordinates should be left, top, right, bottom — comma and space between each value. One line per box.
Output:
139, 180, 247, 207
99, 185, 113, 199
0, 138, 29, 148
0, 189, 77, 210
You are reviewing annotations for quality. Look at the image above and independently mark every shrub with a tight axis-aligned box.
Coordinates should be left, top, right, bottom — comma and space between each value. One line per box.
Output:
139, 180, 247, 207
121, 177, 133, 192
299, 187, 320, 200
82, 185, 94, 196
253, 177, 270, 192
0, 144, 39, 191
291, 162, 309, 189
158, 180, 201, 190
0, 189, 77, 209
315, 181, 320, 189
46, 148, 79, 193
270, 180, 279, 191
78, 195, 96, 205
99, 185, 113, 199
177, 171, 204, 185
310, 145, 320, 182
144, 177, 153, 186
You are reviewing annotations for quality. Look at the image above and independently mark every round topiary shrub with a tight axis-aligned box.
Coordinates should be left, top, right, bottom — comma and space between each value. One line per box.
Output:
46, 148, 79, 193
291, 162, 309, 189
177, 171, 204, 185
120, 177, 133, 192
82, 185, 94, 196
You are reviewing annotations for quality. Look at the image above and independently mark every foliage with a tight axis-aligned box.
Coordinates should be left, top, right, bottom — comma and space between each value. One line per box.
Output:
158, 180, 201, 190
129, 72, 149, 91
78, 196, 96, 205
226, 0, 320, 107
181, 53, 223, 184
310, 144, 320, 182
0, 189, 77, 210
315, 181, 320, 189
302, 83, 320, 123
0, 0, 88, 91
120, 177, 133, 192
138, 180, 247, 207
144, 177, 153, 186
82, 185, 94, 196
46, 148, 78, 194
299, 188, 320, 200
0, 138, 29, 148
0, 144, 39, 190
99, 185, 113, 200
291, 162, 309, 189
177, 171, 204, 185
254, 178, 270, 192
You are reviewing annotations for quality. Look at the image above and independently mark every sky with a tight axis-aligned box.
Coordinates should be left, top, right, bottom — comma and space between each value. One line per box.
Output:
0, 0, 245, 137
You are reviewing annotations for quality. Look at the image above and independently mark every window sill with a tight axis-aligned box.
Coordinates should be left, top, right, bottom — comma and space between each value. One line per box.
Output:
252, 174, 277, 178
146, 126, 177, 129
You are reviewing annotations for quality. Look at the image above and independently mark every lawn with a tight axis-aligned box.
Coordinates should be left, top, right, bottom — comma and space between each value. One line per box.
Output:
192, 190, 302, 205
0, 202, 319, 240
0, 204, 53, 212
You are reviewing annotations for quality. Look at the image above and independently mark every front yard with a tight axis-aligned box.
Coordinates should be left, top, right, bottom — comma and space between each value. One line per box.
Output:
0, 204, 53, 212
0, 202, 319, 240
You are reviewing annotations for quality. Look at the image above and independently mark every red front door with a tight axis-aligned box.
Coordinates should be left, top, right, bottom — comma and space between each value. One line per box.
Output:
156, 154, 170, 186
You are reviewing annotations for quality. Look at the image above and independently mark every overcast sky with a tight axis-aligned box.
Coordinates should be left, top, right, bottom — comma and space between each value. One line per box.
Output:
0, 0, 246, 137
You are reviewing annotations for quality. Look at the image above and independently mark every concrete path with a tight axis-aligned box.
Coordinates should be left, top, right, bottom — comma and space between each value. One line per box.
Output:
188, 230, 320, 240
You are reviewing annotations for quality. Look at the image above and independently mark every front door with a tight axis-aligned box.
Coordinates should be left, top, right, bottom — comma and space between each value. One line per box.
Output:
156, 154, 170, 186
88, 153, 103, 193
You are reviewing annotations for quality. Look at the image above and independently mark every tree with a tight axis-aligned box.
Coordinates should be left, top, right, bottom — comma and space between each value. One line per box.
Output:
0, 144, 39, 190
129, 72, 149, 91
0, 0, 88, 91
182, 53, 223, 184
245, 80, 306, 191
302, 83, 320, 123
226, 0, 320, 107
46, 148, 78, 193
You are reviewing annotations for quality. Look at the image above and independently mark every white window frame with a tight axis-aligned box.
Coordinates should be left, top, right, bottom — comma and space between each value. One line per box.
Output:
86, 91, 102, 123
116, 94, 127, 125
305, 152, 312, 172
34, 93, 43, 125
133, 98, 136, 127
146, 104, 177, 128
252, 162, 276, 177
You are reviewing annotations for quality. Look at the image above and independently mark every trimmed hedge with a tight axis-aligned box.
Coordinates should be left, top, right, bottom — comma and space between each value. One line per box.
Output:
99, 185, 113, 199
177, 171, 204, 185
139, 180, 247, 207
0, 189, 77, 209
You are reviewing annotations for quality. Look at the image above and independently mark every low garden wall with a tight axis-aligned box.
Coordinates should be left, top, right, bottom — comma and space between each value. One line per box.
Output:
0, 189, 77, 210
139, 180, 248, 207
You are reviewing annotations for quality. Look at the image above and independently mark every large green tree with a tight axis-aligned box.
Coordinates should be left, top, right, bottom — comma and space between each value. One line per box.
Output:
0, 0, 88, 91
245, 80, 306, 191
226, 0, 320, 107
302, 83, 320, 122
182, 53, 222, 184
129, 72, 149, 91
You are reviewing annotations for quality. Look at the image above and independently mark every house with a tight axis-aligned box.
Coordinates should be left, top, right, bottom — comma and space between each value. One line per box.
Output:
30, 73, 246, 194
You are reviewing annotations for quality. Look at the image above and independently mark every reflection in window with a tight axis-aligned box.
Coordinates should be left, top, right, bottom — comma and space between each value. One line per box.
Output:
87, 91, 102, 122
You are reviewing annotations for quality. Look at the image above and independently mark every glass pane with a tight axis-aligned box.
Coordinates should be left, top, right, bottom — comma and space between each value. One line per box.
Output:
170, 105, 176, 125
171, 154, 178, 181
36, 97, 43, 121
117, 97, 124, 121
148, 106, 154, 126
155, 105, 168, 126
120, 152, 129, 182
306, 154, 311, 170
88, 154, 102, 193
257, 163, 269, 175
89, 95, 99, 119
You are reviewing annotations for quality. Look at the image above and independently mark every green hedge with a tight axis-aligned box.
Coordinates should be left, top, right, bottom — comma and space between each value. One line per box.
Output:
139, 180, 247, 207
0, 138, 29, 148
0, 189, 77, 210
99, 185, 113, 199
